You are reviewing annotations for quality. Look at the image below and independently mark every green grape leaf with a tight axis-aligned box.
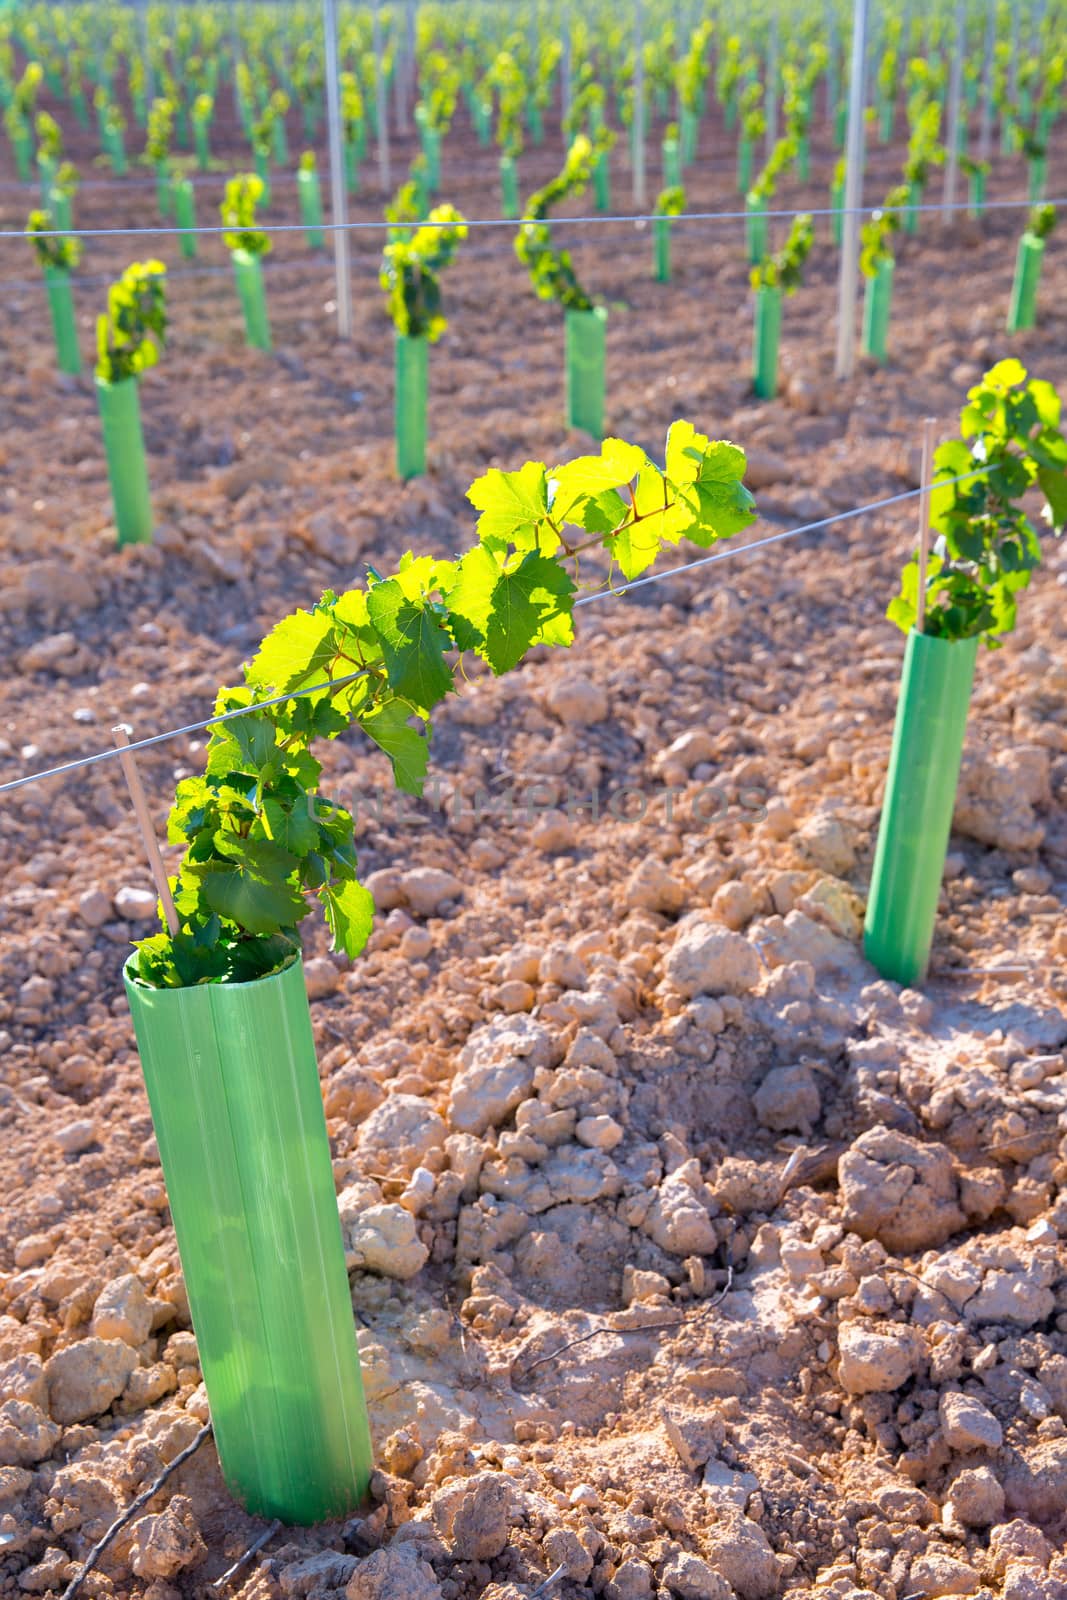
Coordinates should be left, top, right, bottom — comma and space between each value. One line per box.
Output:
320, 877, 375, 958
467, 460, 552, 551
448, 545, 575, 673
366, 578, 455, 710
263, 796, 319, 856
193, 857, 307, 936
1038, 464, 1067, 529
360, 697, 430, 796
551, 437, 649, 522
246, 608, 339, 692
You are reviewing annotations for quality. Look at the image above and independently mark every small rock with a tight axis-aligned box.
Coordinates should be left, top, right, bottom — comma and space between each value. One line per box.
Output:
437, 1471, 512, 1560
711, 880, 757, 931
340, 1201, 428, 1280
357, 1096, 446, 1177
839, 1128, 965, 1253
703, 1456, 760, 1509
643, 1161, 719, 1256
279, 1551, 359, 1598
625, 859, 686, 915
54, 1119, 98, 1156
0, 1356, 46, 1410
114, 886, 158, 922
753, 1063, 821, 1135
128, 1495, 206, 1579
945, 1465, 1005, 1527
76, 888, 111, 928
19, 632, 84, 676
17, 1547, 72, 1593
606, 1557, 655, 1599
45, 1337, 139, 1424
365, 869, 405, 911
542, 1527, 594, 1583
91, 1275, 153, 1347
1001, 1437, 1067, 1522
531, 810, 576, 853
304, 957, 340, 999
544, 674, 608, 725
665, 920, 761, 997
0, 1400, 61, 1466
663, 1408, 726, 1472
837, 1320, 923, 1395
939, 1390, 1003, 1452
400, 868, 462, 917
703, 1509, 780, 1599
793, 812, 856, 876
448, 1016, 554, 1136
575, 1114, 624, 1151
906, 1552, 980, 1597
661, 1551, 732, 1600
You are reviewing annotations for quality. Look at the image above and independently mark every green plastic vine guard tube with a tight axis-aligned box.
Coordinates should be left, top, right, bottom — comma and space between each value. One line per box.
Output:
831, 177, 843, 246
13, 128, 31, 181
593, 149, 610, 212
528, 102, 544, 144
797, 134, 810, 182
173, 178, 197, 259
233, 249, 272, 351
423, 127, 441, 192
254, 148, 272, 205
745, 193, 767, 267
105, 127, 128, 176
44, 264, 81, 375
680, 109, 698, 166
49, 188, 72, 232
156, 161, 171, 218
564, 306, 607, 437
395, 332, 428, 480
904, 178, 922, 235
654, 215, 671, 282
736, 136, 752, 195
123, 955, 374, 1524
344, 140, 359, 193
73, 90, 89, 129
863, 629, 978, 986
1028, 155, 1046, 203
272, 117, 288, 165
752, 284, 781, 400
194, 118, 210, 170
499, 155, 519, 219
834, 102, 847, 147
297, 168, 325, 250
38, 152, 56, 205
1007, 233, 1044, 333
861, 256, 894, 365
879, 101, 893, 143
662, 136, 680, 188
474, 100, 491, 146
96, 375, 152, 545
968, 168, 986, 218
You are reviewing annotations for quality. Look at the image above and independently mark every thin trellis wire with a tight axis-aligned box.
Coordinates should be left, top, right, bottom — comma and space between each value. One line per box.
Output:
0, 469, 990, 800
2, 192, 1061, 243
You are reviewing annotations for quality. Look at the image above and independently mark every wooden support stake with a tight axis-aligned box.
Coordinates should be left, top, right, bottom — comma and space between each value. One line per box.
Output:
112, 724, 179, 936
915, 416, 936, 635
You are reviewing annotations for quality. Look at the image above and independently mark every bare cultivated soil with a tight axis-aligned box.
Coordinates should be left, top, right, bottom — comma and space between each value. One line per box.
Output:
2, 90, 1067, 1600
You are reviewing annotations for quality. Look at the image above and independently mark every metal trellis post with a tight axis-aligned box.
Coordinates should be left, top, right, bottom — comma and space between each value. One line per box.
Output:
834, 0, 869, 380
322, 0, 351, 339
